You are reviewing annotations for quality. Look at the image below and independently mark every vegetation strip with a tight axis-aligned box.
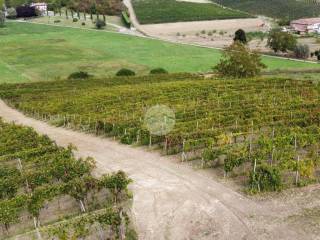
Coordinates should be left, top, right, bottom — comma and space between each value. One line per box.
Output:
1, 74, 320, 192
0, 119, 135, 239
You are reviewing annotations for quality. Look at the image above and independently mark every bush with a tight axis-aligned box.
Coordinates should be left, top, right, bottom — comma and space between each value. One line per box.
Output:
277, 18, 290, 26
294, 44, 310, 59
16, 6, 37, 18
234, 29, 247, 44
68, 71, 90, 80
6, 7, 17, 19
267, 29, 297, 53
116, 68, 135, 77
214, 42, 266, 78
95, 19, 106, 29
73, 18, 78, 22
249, 165, 282, 192
81, 22, 86, 26
313, 50, 320, 61
150, 68, 168, 75
54, 19, 61, 23
0, 11, 5, 28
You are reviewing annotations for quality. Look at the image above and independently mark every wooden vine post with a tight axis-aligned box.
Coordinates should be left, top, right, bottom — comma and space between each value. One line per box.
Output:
294, 134, 300, 185
16, 158, 43, 240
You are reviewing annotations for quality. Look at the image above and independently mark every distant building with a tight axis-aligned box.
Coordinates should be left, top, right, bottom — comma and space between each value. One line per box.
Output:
290, 18, 320, 34
30, 2, 47, 13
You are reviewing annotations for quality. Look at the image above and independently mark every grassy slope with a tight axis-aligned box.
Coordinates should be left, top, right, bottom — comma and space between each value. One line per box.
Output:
0, 22, 318, 84
132, 0, 252, 24
215, 0, 320, 20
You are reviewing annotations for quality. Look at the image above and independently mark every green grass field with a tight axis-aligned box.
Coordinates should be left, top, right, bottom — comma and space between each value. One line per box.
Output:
0, 21, 318, 84
132, 0, 252, 24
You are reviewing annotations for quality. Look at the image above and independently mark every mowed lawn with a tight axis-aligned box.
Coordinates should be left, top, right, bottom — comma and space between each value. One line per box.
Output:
0, 21, 318, 83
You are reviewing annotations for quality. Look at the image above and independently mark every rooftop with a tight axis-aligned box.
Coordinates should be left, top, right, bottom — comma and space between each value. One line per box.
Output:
291, 18, 320, 25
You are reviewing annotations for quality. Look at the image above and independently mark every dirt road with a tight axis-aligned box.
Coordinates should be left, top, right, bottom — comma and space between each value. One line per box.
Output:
1, 100, 320, 240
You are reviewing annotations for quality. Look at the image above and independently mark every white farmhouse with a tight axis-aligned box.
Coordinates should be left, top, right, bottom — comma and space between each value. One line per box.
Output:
307, 23, 320, 34
290, 18, 320, 34
30, 2, 47, 13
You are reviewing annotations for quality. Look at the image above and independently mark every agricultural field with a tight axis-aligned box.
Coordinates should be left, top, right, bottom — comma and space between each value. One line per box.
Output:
0, 22, 318, 84
1, 73, 320, 191
215, 0, 320, 20
131, 0, 252, 24
0, 119, 134, 239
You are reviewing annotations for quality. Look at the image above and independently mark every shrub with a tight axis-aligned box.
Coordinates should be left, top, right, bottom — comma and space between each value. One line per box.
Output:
267, 29, 297, 53
73, 18, 78, 22
16, 6, 37, 18
294, 44, 310, 59
277, 18, 290, 26
249, 165, 282, 192
313, 50, 320, 61
116, 68, 135, 77
150, 68, 168, 75
0, 11, 5, 28
234, 29, 247, 44
68, 71, 90, 80
6, 7, 17, 19
95, 19, 106, 29
54, 19, 61, 23
81, 22, 86, 26
214, 42, 266, 78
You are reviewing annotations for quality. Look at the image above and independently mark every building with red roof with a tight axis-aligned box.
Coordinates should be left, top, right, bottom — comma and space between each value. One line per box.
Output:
290, 18, 320, 34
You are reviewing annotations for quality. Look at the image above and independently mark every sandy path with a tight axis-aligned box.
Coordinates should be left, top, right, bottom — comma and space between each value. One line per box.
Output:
0, 101, 261, 239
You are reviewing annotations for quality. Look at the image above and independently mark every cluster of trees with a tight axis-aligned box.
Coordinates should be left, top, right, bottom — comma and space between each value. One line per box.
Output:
215, 29, 266, 78
215, 27, 318, 78
4, 0, 125, 16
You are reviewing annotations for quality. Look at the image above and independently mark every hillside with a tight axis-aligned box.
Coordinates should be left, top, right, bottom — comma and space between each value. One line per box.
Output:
0, 22, 318, 84
1, 74, 320, 191
215, 0, 320, 20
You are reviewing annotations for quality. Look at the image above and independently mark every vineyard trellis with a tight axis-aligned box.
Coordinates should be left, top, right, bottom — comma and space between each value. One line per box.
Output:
1, 73, 320, 192
215, 0, 320, 20
0, 119, 134, 239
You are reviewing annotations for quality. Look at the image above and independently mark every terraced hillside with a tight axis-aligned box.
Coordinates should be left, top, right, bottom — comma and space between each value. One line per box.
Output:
132, 0, 252, 24
215, 0, 320, 20
0, 119, 134, 239
1, 74, 320, 192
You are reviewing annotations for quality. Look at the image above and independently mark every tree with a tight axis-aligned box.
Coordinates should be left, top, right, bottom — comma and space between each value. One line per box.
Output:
0, 10, 5, 28
6, 7, 17, 19
234, 29, 247, 44
267, 29, 297, 53
214, 42, 266, 78
294, 44, 310, 59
